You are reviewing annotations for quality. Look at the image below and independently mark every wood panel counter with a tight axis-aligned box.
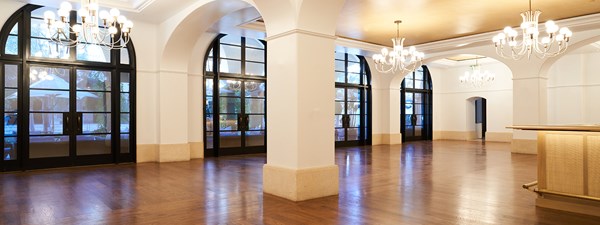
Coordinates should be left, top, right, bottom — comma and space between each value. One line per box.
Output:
509, 125, 600, 217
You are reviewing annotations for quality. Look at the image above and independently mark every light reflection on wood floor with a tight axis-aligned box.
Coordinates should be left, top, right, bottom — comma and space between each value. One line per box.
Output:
1, 140, 599, 224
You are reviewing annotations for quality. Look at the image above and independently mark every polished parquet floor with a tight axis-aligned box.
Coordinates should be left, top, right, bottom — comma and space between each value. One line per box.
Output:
1, 140, 600, 224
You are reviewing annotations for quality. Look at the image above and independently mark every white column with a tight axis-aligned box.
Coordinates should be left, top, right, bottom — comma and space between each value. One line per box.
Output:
157, 71, 191, 161
263, 30, 338, 201
512, 76, 547, 154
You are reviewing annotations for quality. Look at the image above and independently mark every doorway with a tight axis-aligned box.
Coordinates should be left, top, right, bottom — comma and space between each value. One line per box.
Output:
401, 66, 433, 142
474, 98, 487, 140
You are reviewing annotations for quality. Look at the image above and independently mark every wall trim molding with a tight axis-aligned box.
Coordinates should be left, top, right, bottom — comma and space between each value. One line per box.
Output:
548, 83, 600, 89
434, 88, 513, 95
513, 76, 549, 81
265, 29, 337, 42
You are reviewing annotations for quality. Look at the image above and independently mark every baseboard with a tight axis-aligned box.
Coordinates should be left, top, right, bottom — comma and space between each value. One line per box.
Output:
159, 143, 191, 162
137, 144, 159, 163
189, 141, 204, 159
433, 131, 475, 141
372, 133, 402, 145
485, 132, 513, 142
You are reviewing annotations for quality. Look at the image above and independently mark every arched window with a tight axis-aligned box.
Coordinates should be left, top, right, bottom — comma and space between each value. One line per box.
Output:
204, 34, 266, 157
0, 5, 136, 171
401, 66, 432, 142
334, 52, 371, 147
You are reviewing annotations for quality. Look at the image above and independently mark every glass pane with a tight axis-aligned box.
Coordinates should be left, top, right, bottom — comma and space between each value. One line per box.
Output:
335, 72, 345, 83
4, 113, 17, 136
219, 97, 241, 113
30, 38, 70, 59
120, 113, 130, 133
82, 113, 111, 133
405, 115, 412, 125
246, 48, 264, 62
220, 131, 241, 148
348, 73, 360, 84
405, 78, 414, 88
335, 60, 345, 72
205, 78, 214, 96
76, 44, 111, 63
348, 62, 360, 73
120, 93, 130, 112
120, 48, 130, 65
30, 17, 52, 38
245, 99, 264, 114
120, 73, 130, 92
415, 93, 423, 103
405, 128, 414, 137
335, 52, 345, 60
334, 115, 343, 128
405, 103, 413, 115
349, 115, 360, 127
246, 38, 264, 49
9, 23, 18, 35
30, 66, 69, 89
348, 54, 360, 62
335, 128, 345, 141
5, 90, 18, 111
415, 104, 423, 114
347, 128, 359, 141
219, 114, 238, 131
205, 96, 213, 114
29, 113, 63, 135
335, 101, 345, 114
415, 70, 424, 80
4, 137, 17, 160
120, 134, 130, 153
245, 62, 265, 76
29, 136, 69, 158
415, 80, 424, 89
205, 114, 213, 131
335, 88, 345, 101
220, 35, 242, 46
219, 80, 242, 96
347, 102, 360, 114
205, 57, 213, 72
29, 90, 70, 112
248, 115, 265, 130
246, 131, 264, 147
219, 45, 241, 60
347, 89, 359, 101
206, 132, 214, 149
77, 92, 111, 112
417, 115, 424, 126
219, 59, 241, 74
245, 81, 265, 97
77, 134, 111, 155
5, 64, 18, 88
415, 126, 422, 136
405, 93, 413, 104
5, 36, 18, 55
77, 70, 111, 91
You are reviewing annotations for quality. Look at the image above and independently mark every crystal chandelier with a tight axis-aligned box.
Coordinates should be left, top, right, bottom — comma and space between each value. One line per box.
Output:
43, 0, 133, 49
372, 20, 425, 74
459, 59, 495, 88
492, 0, 572, 60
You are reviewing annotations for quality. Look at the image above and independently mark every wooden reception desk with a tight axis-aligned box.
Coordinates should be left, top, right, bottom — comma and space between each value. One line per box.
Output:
509, 125, 600, 216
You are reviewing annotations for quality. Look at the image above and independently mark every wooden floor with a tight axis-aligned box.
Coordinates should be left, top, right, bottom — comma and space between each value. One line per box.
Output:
1, 140, 600, 224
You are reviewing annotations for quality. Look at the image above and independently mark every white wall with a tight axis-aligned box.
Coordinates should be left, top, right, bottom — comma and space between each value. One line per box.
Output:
547, 51, 600, 125
429, 61, 513, 137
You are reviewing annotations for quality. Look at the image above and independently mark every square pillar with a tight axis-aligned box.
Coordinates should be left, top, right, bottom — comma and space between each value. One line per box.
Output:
263, 30, 338, 201
512, 76, 547, 154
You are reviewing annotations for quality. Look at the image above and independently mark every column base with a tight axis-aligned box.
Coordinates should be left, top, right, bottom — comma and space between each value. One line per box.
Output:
159, 143, 191, 162
372, 133, 402, 145
263, 164, 339, 201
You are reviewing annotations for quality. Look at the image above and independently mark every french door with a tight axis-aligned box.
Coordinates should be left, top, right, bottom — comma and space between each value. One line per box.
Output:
401, 66, 433, 142
205, 77, 266, 156
1, 63, 134, 170
335, 87, 365, 146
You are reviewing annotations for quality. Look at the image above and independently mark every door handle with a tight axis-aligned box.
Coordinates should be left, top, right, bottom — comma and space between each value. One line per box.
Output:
237, 114, 244, 131
64, 114, 70, 134
77, 113, 82, 134
244, 115, 250, 131
411, 115, 417, 126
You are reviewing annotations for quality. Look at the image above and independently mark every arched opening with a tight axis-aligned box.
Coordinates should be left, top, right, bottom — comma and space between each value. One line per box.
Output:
400, 65, 433, 142
0, 5, 137, 171
334, 52, 372, 147
203, 34, 267, 157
